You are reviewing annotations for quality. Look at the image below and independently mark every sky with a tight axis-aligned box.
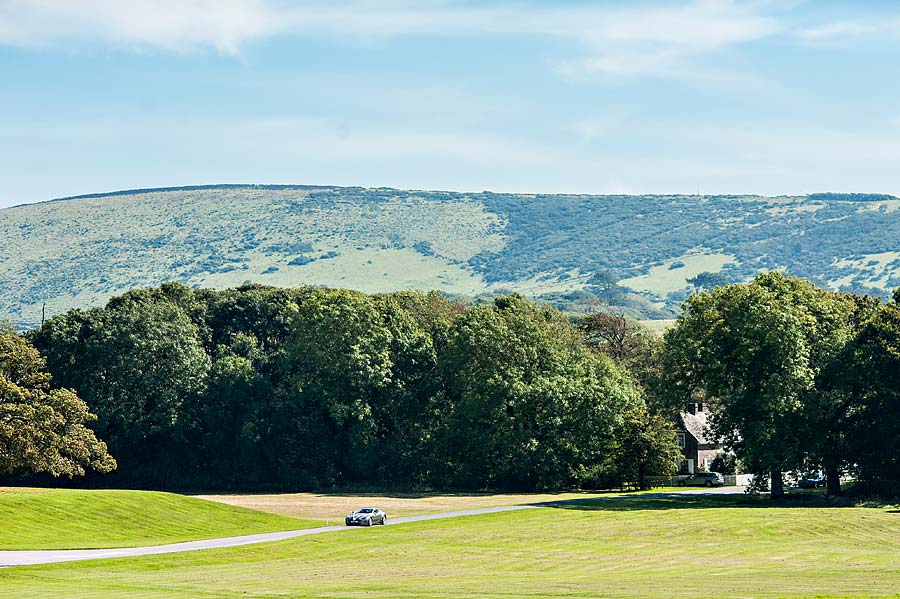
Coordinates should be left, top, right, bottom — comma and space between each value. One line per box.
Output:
1, 0, 900, 207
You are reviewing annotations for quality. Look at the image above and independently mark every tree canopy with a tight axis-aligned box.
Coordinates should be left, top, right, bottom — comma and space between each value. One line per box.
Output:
25, 285, 674, 491
660, 273, 861, 496
18, 275, 897, 497
0, 325, 115, 477
842, 300, 900, 494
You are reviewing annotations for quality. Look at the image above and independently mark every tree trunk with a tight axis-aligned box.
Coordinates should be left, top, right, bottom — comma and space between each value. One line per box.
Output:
638, 463, 647, 491
770, 468, 784, 499
825, 462, 841, 496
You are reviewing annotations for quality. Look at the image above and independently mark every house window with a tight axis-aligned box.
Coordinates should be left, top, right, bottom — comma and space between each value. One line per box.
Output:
676, 432, 686, 448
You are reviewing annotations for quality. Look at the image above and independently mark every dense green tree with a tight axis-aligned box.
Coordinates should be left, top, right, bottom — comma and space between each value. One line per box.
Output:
607, 404, 680, 490
196, 338, 272, 488
375, 290, 464, 352
370, 296, 442, 485
201, 284, 313, 355
578, 312, 660, 387
801, 293, 881, 494
0, 325, 115, 477
687, 272, 731, 290
661, 273, 858, 497
274, 289, 395, 485
438, 296, 644, 489
842, 299, 900, 494
31, 298, 210, 486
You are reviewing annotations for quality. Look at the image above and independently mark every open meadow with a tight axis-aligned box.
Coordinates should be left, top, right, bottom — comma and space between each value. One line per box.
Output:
1, 493, 898, 599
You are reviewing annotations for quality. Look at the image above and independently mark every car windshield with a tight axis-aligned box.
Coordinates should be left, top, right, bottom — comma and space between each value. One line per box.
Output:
356, 508, 375, 513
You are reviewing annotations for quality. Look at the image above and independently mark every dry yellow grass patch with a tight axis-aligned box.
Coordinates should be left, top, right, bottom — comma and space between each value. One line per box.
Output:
194, 490, 615, 521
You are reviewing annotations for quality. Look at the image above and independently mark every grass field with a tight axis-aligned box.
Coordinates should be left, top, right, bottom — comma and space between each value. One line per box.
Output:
0, 487, 315, 550
2, 494, 898, 598
618, 252, 736, 294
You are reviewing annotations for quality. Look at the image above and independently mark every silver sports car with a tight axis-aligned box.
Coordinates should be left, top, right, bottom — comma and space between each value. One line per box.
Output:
345, 507, 387, 526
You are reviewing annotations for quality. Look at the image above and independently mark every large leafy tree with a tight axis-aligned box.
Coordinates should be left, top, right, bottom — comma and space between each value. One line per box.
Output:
31, 297, 209, 486
274, 289, 395, 485
195, 336, 273, 488
370, 296, 443, 485
201, 284, 314, 356
801, 293, 880, 494
438, 295, 647, 490
578, 311, 660, 387
842, 297, 900, 494
0, 325, 115, 477
661, 272, 857, 497
607, 404, 680, 490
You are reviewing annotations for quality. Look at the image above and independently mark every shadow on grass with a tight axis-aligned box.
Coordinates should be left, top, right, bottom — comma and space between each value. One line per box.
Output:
192, 488, 896, 510
195, 489, 615, 500
534, 492, 869, 512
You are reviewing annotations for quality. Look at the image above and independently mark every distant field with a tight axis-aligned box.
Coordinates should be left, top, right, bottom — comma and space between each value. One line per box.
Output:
618, 252, 736, 294
194, 488, 686, 520
639, 318, 676, 334
0, 488, 315, 550
2, 494, 898, 599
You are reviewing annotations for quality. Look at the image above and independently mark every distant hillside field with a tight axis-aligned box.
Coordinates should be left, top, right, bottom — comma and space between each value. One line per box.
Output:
3, 185, 900, 329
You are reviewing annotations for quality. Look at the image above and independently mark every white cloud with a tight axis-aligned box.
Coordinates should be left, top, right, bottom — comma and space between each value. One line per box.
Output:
0, 0, 277, 54
798, 20, 875, 41
797, 17, 900, 44
0, 0, 782, 76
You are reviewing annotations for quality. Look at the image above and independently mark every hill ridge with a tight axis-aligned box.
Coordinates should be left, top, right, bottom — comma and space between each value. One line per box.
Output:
3, 184, 900, 329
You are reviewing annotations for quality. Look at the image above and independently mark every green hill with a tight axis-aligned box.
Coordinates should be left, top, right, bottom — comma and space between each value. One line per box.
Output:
0, 487, 315, 550
3, 184, 900, 329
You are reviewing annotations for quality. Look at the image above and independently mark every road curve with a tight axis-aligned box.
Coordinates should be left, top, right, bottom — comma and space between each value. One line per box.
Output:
0, 486, 744, 568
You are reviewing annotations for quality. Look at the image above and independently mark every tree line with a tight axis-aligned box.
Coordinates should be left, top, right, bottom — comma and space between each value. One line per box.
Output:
2, 284, 676, 491
2, 274, 898, 496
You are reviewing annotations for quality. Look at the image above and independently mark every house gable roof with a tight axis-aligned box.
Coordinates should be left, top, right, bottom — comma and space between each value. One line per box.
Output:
680, 410, 711, 445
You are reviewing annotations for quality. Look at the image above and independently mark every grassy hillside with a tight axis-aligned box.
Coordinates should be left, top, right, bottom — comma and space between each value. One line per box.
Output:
1, 494, 898, 598
3, 185, 900, 329
0, 487, 315, 550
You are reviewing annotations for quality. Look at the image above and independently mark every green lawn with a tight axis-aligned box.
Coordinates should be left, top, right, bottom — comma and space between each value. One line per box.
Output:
2, 494, 898, 598
0, 487, 316, 550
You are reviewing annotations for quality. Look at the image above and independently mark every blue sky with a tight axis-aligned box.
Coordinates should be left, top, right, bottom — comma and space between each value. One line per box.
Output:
1, 0, 899, 207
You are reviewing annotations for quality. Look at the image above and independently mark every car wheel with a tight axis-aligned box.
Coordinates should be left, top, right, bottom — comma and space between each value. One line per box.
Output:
705, 480, 712, 487
678, 480, 686, 487
381, 516, 387, 525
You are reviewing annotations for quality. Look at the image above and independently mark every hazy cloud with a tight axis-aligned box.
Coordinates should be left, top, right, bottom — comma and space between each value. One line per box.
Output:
0, 0, 782, 76
798, 16, 900, 44
0, 0, 277, 54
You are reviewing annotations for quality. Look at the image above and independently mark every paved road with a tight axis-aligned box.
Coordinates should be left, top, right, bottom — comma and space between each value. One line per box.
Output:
0, 486, 744, 568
